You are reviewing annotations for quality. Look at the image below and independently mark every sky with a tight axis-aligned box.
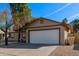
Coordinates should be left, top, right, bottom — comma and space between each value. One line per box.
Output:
28, 3, 79, 22
0, 3, 79, 23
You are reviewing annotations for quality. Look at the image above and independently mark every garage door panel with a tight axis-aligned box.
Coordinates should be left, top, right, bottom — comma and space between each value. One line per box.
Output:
30, 29, 59, 44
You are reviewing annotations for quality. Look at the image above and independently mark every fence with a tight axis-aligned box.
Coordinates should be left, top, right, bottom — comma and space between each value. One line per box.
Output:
74, 32, 79, 44
65, 33, 75, 45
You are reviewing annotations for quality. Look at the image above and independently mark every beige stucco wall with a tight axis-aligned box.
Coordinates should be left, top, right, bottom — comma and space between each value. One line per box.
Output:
60, 28, 65, 45
64, 30, 68, 41
29, 19, 59, 27
63, 30, 68, 44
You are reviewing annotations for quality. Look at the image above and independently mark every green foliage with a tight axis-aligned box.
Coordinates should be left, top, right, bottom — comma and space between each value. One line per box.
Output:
0, 10, 13, 32
31, 17, 35, 20
71, 19, 79, 31
0, 23, 3, 30
10, 3, 31, 17
10, 3, 32, 30
62, 18, 68, 24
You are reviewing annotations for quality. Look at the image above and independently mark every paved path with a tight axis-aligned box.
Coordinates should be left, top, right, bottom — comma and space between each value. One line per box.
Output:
50, 45, 79, 56
0, 44, 57, 56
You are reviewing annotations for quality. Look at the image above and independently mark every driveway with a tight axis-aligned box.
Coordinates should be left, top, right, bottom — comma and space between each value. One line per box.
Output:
0, 43, 57, 56
50, 44, 79, 56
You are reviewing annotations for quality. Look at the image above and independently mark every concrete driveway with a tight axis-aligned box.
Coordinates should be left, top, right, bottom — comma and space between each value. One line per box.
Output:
0, 43, 57, 56
50, 45, 79, 56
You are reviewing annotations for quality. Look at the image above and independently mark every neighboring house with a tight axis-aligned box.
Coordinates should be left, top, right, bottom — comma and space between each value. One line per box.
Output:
0, 30, 4, 40
8, 30, 16, 38
7, 30, 18, 42
18, 17, 72, 45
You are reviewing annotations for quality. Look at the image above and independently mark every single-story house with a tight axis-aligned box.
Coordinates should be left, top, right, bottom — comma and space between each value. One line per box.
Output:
8, 30, 16, 38
7, 30, 18, 42
18, 18, 72, 45
0, 30, 4, 40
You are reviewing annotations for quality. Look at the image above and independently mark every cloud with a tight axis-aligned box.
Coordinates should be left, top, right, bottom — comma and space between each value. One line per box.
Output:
44, 3, 72, 17
68, 13, 79, 20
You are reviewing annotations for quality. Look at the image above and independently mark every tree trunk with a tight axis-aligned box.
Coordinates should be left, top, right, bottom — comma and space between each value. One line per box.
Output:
18, 29, 20, 42
5, 31, 8, 45
5, 21, 8, 45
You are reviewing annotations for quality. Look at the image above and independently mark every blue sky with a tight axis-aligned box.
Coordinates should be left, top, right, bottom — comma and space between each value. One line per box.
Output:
0, 3, 79, 23
28, 3, 79, 22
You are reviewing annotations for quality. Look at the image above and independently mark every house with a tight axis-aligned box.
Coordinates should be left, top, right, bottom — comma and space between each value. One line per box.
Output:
17, 18, 72, 45
8, 30, 16, 38
7, 30, 18, 42
0, 30, 4, 40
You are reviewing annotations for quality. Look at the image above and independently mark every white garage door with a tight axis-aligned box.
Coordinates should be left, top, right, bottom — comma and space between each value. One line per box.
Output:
29, 29, 59, 44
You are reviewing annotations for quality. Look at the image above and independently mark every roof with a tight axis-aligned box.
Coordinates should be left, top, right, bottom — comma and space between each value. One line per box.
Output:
62, 23, 72, 31
18, 17, 71, 31
32, 17, 72, 30
34, 17, 61, 24
8, 30, 16, 33
0, 30, 4, 34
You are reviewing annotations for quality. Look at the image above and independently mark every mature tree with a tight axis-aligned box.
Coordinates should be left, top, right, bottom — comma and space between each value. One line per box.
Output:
0, 9, 13, 45
70, 19, 79, 32
62, 18, 68, 24
10, 3, 31, 42
10, 3, 31, 29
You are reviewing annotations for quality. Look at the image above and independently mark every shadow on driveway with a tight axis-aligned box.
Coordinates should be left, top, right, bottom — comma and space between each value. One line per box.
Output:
0, 43, 56, 49
73, 44, 79, 50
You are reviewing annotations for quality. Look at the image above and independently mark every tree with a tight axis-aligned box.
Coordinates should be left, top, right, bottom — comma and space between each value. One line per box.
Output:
70, 19, 79, 32
10, 3, 31, 29
0, 9, 13, 45
10, 3, 31, 42
62, 18, 68, 24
